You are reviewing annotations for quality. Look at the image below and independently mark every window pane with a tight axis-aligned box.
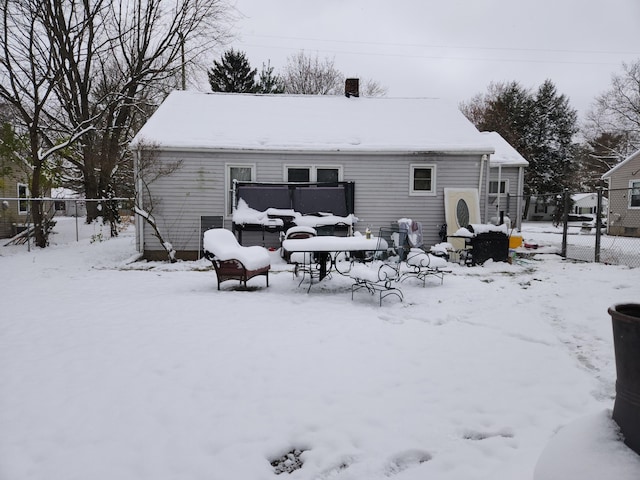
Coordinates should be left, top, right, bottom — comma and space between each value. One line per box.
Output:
489, 181, 506, 194
413, 168, 432, 191
631, 181, 640, 207
230, 167, 252, 182
229, 167, 253, 214
18, 184, 28, 213
316, 168, 339, 183
288, 168, 310, 182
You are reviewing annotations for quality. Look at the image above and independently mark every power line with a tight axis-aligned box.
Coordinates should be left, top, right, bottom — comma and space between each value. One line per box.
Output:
238, 41, 633, 67
243, 33, 640, 57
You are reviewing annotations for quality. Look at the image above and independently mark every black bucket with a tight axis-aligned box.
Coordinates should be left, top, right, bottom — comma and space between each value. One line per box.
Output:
610, 303, 640, 455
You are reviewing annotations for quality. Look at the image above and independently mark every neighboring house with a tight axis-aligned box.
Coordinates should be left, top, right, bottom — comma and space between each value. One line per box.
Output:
571, 192, 608, 216
526, 193, 609, 222
51, 187, 87, 217
602, 149, 640, 237
0, 164, 30, 239
130, 86, 528, 260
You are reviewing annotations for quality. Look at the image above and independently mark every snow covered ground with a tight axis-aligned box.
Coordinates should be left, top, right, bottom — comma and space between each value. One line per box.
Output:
1, 217, 639, 480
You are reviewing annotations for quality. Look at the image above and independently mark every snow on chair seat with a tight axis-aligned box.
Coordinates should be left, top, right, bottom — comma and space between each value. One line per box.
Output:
400, 248, 450, 286
203, 228, 270, 290
349, 261, 403, 306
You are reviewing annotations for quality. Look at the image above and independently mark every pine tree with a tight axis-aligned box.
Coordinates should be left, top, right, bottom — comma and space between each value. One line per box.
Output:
256, 61, 284, 94
461, 80, 579, 196
528, 80, 579, 194
207, 49, 257, 93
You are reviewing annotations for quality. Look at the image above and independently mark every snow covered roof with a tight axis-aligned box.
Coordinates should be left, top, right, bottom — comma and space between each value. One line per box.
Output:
572, 193, 596, 202
481, 131, 529, 167
130, 90, 495, 154
601, 148, 640, 179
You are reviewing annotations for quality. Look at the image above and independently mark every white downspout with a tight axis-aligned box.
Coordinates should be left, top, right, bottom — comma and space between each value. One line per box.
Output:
134, 149, 144, 254
479, 154, 487, 223
516, 166, 524, 231
496, 164, 502, 221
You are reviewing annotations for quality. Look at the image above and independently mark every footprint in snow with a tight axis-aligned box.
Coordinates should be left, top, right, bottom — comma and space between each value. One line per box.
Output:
384, 449, 432, 476
462, 427, 514, 441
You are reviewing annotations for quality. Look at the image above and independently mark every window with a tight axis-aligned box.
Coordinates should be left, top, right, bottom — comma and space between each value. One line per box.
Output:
285, 165, 342, 183
316, 168, 339, 183
17, 183, 29, 214
409, 165, 436, 195
226, 164, 255, 214
287, 168, 310, 182
489, 180, 508, 195
630, 180, 640, 208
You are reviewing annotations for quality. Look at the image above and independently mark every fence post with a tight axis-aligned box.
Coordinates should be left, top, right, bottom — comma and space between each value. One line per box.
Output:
75, 199, 79, 242
595, 187, 602, 263
561, 189, 569, 258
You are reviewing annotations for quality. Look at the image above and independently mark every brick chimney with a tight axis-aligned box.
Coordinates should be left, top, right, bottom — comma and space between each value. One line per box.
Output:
345, 78, 359, 98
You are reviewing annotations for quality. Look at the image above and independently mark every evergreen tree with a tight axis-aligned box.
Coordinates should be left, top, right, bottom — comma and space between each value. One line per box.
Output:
208, 49, 258, 93
461, 80, 579, 196
256, 61, 284, 94
528, 80, 579, 194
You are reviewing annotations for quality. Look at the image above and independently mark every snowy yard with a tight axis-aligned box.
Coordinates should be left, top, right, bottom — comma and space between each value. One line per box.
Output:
1, 217, 639, 479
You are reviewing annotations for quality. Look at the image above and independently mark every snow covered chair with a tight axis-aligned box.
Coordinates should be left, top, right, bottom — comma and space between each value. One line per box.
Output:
281, 226, 317, 263
203, 228, 270, 290
400, 248, 451, 286
349, 261, 403, 306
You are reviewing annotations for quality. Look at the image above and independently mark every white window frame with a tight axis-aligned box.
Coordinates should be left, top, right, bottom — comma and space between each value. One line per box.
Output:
488, 179, 509, 197
409, 164, 436, 196
225, 163, 256, 215
629, 179, 640, 209
283, 164, 343, 183
17, 182, 29, 215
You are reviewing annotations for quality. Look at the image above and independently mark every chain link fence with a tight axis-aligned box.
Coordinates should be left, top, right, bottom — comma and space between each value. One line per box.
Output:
0, 197, 134, 247
528, 189, 640, 268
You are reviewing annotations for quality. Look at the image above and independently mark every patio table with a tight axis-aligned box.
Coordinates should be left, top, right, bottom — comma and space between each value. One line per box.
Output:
282, 235, 388, 285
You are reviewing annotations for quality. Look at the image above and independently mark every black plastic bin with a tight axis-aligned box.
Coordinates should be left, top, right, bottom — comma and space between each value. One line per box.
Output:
609, 303, 640, 455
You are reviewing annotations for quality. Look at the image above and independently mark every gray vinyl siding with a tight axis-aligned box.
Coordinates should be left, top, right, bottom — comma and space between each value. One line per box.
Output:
139, 149, 489, 257
138, 150, 227, 256
487, 167, 521, 228
606, 153, 640, 237
342, 153, 485, 246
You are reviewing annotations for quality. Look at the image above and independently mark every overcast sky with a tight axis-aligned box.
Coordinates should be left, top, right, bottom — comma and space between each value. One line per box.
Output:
225, 0, 640, 121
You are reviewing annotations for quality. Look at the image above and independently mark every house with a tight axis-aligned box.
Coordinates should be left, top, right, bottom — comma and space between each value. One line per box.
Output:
51, 187, 87, 217
571, 192, 608, 217
0, 162, 30, 239
526, 192, 609, 223
129, 85, 528, 260
602, 149, 640, 237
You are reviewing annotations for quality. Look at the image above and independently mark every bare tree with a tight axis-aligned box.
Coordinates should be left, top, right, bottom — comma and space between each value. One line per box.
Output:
360, 78, 387, 97
282, 51, 344, 95
0, 0, 95, 247
584, 60, 640, 163
1, 0, 231, 248
44, 0, 231, 228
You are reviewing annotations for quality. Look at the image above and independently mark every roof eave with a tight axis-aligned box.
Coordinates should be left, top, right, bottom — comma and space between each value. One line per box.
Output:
129, 144, 495, 156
